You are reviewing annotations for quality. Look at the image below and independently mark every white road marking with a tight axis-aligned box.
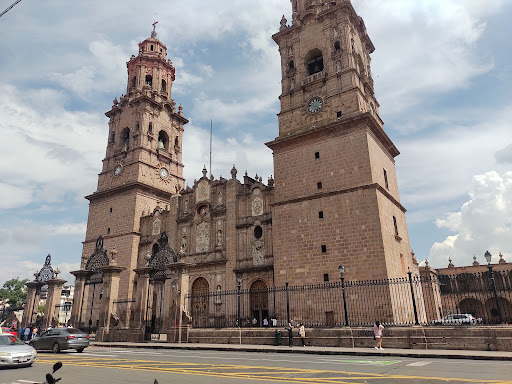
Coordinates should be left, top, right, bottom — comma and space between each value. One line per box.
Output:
406, 361, 432, 367
17, 380, 38, 383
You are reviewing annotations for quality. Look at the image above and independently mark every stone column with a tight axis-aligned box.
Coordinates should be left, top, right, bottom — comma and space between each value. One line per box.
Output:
69, 270, 89, 328
161, 277, 174, 331
42, 279, 66, 330
96, 265, 125, 341
133, 268, 152, 336
22, 282, 40, 327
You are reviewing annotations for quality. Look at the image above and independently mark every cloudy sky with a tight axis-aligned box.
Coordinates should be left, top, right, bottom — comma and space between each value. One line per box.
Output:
0, 0, 511, 286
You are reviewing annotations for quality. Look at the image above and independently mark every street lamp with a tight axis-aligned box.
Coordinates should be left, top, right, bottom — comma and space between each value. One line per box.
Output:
338, 265, 349, 326
484, 251, 503, 324
236, 274, 242, 328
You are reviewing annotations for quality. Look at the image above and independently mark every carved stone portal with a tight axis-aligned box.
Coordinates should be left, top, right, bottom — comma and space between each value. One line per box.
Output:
196, 222, 210, 253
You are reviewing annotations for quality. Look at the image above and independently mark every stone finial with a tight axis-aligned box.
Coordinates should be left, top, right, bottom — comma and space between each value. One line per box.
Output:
499, 252, 506, 264
113, 97, 118, 106
472, 255, 479, 266
231, 164, 237, 180
255, 173, 258, 180
268, 175, 274, 187
425, 260, 429, 268
110, 249, 118, 266
411, 250, 418, 266
151, 20, 158, 38
178, 104, 183, 116
54, 268, 60, 278
34, 271, 39, 279
202, 165, 207, 178
280, 15, 288, 31
259, 176, 262, 182
448, 257, 454, 268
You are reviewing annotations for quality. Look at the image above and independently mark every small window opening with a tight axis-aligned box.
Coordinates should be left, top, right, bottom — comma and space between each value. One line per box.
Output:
337, 111, 342, 118
305, 49, 324, 75
323, 273, 329, 282
107, 228, 111, 234
145, 75, 152, 87
158, 130, 169, 150
384, 169, 389, 190
393, 216, 399, 236
121, 128, 130, 149
321, 245, 327, 253
110, 207, 112, 213
317, 182, 323, 189
148, 122, 153, 134
319, 211, 324, 219
174, 137, 179, 148
160, 48, 163, 53
333, 41, 341, 51
152, 243, 159, 256
288, 60, 295, 70
150, 44, 154, 51
110, 132, 115, 143
254, 225, 263, 239
315, 151, 320, 159
161, 79, 167, 92
131, 76, 136, 88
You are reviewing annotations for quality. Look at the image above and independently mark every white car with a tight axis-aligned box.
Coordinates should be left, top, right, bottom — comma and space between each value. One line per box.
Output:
433, 314, 482, 325
0, 333, 37, 368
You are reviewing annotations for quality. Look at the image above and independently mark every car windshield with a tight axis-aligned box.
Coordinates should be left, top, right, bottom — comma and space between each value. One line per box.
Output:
0, 335, 24, 345
65, 328, 84, 335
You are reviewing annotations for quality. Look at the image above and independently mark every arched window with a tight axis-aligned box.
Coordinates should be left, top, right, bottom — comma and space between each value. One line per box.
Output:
148, 122, 153, 134
161, 79, 167, 92
157, 130, 169, 150
305, 49, 324, 75
333, 41, 341, 52
145, 75, 152, 87
288, 60, 295, 70
174, 137, 179, 149
121, 128, 130, 150
131, 76, 136, 88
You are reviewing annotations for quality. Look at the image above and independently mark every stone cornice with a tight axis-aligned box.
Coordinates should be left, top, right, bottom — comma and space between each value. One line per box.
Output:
85, 181, 176, 202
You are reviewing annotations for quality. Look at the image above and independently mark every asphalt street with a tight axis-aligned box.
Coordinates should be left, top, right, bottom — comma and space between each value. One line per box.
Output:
1, 346, 511, 384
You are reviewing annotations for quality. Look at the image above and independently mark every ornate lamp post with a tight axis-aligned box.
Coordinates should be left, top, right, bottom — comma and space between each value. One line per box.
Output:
338, 266, 349, 326
236, 274, 242, 328
484, 251, 503, 324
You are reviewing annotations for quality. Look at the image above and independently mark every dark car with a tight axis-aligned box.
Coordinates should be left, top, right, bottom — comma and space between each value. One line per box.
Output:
29, 328, 89, 353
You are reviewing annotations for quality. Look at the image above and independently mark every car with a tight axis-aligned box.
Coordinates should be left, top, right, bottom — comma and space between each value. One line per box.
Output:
29, 328, 89, 353
432, 313, 482, 325
1, 327, 17, 336
0, 333, 37, 368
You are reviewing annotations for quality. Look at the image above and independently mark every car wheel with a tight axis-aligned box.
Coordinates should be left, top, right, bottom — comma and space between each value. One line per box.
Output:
76, 348, 84, 353
52, 343, 60, 353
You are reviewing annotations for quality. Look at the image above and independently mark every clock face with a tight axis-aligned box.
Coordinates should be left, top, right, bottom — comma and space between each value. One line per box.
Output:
308, 97, 323, 114
159, 167, 169, 179
114, 165, 122, 176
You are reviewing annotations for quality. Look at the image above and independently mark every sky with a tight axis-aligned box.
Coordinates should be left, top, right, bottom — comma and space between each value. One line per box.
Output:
0, 0, 511, 286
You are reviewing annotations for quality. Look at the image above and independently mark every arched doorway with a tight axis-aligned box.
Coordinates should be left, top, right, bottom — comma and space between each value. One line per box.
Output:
250, 280, 269, 326
191, 278, 209, 327
458, 298, 484, 320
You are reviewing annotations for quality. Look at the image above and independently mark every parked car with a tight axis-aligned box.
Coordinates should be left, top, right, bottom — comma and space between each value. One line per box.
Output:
0, 333, 37, 368
1, 327, 17, 336
29, 328, 89, 353
432, 314, 482, 325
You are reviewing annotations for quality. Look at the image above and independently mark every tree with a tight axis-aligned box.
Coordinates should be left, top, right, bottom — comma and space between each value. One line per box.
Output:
0, 278, 28, 308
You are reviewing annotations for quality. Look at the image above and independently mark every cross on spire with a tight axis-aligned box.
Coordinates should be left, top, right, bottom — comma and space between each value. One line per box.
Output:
151, 20, 158, 38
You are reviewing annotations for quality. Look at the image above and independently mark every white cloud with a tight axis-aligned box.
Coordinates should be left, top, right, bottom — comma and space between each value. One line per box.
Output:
428, 171, 512, 267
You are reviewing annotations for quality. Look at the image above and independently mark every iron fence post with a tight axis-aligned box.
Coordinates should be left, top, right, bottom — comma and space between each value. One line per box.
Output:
286, 282, 290, 325
407, 269, 420, 325
237, 283, 241, 328
341, 276, 349, 326
88, 283, 96, 334
487, 264, 503, 324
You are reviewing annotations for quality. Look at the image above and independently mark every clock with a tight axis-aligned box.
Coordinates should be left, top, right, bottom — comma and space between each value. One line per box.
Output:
307, 97, 323, 114
159, 167, 169, 180
113, 164, 122, 176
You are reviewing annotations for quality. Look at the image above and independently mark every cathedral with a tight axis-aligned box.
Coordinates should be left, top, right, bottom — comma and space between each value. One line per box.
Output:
69, 0, 417, 341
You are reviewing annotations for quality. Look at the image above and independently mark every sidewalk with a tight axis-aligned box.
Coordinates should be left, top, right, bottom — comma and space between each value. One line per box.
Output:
91, 341, 512, 361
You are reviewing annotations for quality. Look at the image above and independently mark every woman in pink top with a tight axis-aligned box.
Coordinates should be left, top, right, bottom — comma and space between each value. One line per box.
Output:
373, 321, 384, 350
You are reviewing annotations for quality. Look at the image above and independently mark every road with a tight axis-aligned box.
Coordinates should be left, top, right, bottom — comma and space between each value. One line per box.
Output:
1, 347, 511, 384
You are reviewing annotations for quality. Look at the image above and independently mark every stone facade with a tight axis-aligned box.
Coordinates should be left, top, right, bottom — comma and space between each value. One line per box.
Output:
71, 2, 418, 340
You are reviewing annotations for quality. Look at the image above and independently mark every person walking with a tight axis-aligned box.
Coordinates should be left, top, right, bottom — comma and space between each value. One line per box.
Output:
299, 324, 306, 346
374, 320, 384, 350
287, 322, 293, 347
24, 326, 30, 341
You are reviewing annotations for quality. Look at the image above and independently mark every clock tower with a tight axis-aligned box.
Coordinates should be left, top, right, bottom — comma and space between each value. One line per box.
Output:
267, 0, 415, 285
81, 26, 188, 302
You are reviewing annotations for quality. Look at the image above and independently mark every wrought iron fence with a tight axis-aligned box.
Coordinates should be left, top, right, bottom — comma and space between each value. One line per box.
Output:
185, 270, 512, 328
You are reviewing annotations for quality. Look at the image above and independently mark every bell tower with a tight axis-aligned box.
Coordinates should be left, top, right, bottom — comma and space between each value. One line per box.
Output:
81, 25, 188, 302
267, 0, 415, 286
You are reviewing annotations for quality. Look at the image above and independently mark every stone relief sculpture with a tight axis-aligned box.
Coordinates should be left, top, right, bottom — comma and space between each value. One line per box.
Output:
196, 221, 210, 253
152, 218, 161, 235
252, 197, 263, 216
252, 240, 264, 265
216, 230, 223, 247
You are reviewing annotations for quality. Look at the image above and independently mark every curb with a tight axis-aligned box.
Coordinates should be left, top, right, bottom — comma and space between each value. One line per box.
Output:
91, 342, 512, 361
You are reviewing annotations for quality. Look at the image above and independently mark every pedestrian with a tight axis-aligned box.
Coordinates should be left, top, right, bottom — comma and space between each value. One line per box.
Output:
32, 326, 38, 340
263, 317, 269, 327
287, 322, 293, 347
18, 326, 24, 340
24, 326, 30, 341
252, 317, 258, 327
374, 320, 384, 350
299, 324, 306, 346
